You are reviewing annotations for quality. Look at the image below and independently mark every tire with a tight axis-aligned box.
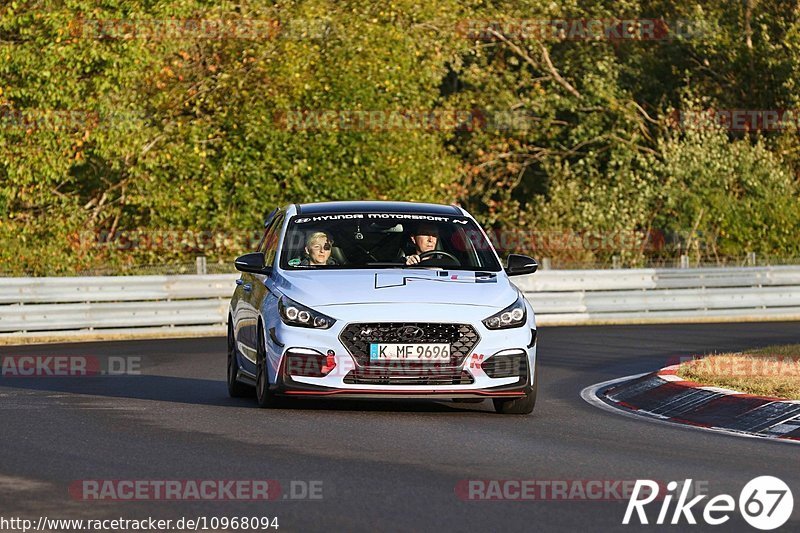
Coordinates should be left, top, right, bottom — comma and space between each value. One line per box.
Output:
493, 361, 538, 415
227, 321, 251, 398
255, 325, 275, 408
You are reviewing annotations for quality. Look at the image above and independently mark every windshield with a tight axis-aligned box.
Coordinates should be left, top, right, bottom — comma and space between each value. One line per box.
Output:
280, 213, 502, 271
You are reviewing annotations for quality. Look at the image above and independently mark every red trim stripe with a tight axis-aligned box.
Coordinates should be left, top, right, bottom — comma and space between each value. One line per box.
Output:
284, 388, 524, 397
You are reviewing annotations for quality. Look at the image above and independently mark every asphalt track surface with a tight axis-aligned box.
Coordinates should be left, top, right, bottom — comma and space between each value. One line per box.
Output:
1, 322, 799, 532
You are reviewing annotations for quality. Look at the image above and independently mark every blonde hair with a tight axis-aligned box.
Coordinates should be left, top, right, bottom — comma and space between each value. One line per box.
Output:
305, 231, 332, 249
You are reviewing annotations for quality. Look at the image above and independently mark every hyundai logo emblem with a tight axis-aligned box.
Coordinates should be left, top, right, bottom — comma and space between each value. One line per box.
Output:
397, 326, 425, 340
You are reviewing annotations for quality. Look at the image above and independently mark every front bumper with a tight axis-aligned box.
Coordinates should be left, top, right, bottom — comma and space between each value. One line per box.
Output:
264, 310, 536, 399
275, 368, 532, 399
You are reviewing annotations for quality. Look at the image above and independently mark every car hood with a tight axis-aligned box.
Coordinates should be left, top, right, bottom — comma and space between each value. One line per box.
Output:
275, 269, 517, 309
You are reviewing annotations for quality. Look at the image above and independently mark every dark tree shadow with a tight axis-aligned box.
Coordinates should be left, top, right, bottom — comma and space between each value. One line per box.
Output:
1, 375, 490, 414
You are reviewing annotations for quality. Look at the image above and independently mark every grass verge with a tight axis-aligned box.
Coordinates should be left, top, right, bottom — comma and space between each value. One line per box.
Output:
676, 344, 800, 400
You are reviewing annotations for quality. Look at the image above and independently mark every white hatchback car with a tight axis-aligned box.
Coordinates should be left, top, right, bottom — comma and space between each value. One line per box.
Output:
228, 201, 539, 414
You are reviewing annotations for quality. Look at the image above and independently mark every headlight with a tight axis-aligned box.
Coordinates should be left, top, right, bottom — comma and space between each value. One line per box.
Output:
482, 296, 527, 330
278, 296, 335, 329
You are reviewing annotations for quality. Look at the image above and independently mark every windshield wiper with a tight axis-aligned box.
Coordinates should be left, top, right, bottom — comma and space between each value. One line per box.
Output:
365, 262, 405, 268
366, 262, 451, 271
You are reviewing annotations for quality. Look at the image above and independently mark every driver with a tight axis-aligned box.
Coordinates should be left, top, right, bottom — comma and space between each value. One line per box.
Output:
405, 223, 439, 265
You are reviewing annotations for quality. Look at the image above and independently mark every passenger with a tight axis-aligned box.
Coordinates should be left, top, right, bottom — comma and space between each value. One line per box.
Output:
405, 223, 439, 265
301, 231, 337, 266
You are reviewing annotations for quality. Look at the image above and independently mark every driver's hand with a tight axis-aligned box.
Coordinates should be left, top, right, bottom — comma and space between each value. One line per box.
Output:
405, 254, 421, 265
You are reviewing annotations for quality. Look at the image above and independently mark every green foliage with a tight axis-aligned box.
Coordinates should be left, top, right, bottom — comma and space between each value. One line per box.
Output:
1, 0, 799, 274
655, 116, 800, 260
441, 0, 800, 266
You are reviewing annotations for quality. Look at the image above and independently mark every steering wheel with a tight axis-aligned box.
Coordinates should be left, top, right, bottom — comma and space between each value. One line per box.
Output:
418, 250, 460, 264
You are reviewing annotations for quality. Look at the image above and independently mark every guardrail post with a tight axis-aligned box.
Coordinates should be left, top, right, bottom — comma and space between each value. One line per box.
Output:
196, 256, 208, 275
746, 252, 756, 266
680, 255, 689, 269
541, 257, 551, 270
612, 255, 621, 269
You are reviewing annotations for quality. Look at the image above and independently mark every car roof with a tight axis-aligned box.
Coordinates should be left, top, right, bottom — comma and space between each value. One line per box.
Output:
295, 201, 463, 216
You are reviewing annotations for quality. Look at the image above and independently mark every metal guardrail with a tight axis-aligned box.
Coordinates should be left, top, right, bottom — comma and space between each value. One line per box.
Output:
0, 275, 234, 334
1, 267, 799, 338
515, 266, 800, 324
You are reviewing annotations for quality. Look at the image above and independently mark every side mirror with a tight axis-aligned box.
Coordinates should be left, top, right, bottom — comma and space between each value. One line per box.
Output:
235, 252, 271, 275
505, 254, 538, 276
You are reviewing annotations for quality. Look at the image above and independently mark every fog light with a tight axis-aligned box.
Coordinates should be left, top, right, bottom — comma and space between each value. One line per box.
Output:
284, 349, 336, 377
321, 350, 337, 375
482, 350, 527, 379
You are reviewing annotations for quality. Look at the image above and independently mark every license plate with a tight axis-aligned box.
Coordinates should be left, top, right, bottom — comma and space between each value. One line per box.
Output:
369, 343, 450, 361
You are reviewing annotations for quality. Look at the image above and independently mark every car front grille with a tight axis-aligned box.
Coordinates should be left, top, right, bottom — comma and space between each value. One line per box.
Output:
339, 322, 480, 368
343, 368, 474, 386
